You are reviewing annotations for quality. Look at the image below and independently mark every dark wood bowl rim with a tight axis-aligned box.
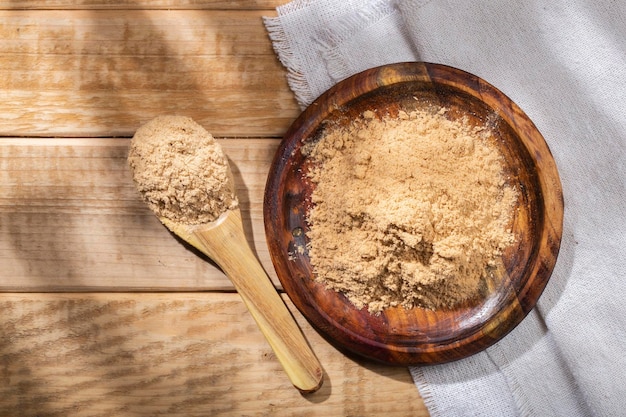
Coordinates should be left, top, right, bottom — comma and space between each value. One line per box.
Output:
263, 62, 564, 365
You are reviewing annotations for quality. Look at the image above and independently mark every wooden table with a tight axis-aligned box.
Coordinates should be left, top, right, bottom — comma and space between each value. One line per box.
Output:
0, 2, 428, 415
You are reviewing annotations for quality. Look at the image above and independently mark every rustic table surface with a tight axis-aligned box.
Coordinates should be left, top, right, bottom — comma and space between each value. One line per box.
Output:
0, 2, 428, 416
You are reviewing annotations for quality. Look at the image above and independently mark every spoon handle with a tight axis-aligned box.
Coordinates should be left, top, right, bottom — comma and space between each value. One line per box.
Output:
193, 210, 323, 393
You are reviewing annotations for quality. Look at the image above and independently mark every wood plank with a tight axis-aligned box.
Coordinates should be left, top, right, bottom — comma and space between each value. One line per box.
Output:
0, 292, 428, 416
0, 10, 300, 137
0, 0, 284, 10
0, 138, 280, 291
1, 2, 431, 416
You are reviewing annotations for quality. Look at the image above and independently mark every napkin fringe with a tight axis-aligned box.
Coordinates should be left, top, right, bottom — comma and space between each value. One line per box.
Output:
409, 367, 442, 417
263, 15, 316, 109
486, 346, 534, 417
319, 46, 351, 88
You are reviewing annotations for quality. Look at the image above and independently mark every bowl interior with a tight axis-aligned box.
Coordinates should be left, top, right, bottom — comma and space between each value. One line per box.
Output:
263, 62, 563, 365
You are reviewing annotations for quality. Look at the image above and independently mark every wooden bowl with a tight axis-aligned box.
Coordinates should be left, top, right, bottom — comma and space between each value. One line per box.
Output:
263, 62, 563, 365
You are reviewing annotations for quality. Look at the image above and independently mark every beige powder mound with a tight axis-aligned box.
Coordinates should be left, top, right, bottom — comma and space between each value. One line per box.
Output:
305, 108, 518, 313
128, 115, 238, 224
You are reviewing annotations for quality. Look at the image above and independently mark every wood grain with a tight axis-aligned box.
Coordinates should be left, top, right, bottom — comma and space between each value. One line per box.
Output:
0, 138, 280, 291
0, 0, 284, 9
0, 9, 299, 137
0, 3, 431, 415
0, 292, 428, 416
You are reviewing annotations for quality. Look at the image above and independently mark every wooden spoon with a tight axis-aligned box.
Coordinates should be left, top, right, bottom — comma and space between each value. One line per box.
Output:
159, 209, 323, 393
128, 115, 323, 393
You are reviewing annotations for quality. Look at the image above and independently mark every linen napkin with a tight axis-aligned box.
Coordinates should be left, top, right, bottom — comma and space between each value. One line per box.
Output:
264, 1, 626, 416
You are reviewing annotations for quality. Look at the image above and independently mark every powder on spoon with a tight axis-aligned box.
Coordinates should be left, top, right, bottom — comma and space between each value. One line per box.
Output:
128, 115, 238, 224
304, 107, 518, 313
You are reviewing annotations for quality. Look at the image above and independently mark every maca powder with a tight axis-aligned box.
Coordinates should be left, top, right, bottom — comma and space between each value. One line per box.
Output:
128, 115, 238, 225
304, 107, 518, 313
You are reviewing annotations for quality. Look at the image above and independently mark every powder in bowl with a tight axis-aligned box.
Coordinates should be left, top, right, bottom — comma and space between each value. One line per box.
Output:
304, 107, 518, 313
128, 115, 238, 225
